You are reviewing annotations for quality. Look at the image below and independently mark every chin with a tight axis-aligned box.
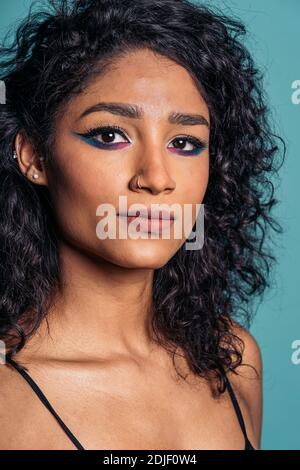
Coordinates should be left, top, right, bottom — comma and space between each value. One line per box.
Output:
106, 244, 175, 270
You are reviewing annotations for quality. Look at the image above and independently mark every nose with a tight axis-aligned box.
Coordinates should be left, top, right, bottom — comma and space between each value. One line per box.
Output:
130, 145, 176, 195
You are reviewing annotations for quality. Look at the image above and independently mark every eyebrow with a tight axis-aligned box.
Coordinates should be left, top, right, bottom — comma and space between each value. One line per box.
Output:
78, 102, 210, 128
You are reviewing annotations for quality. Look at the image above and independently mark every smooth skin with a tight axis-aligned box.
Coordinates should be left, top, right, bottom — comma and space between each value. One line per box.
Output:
0, 48, 262, 450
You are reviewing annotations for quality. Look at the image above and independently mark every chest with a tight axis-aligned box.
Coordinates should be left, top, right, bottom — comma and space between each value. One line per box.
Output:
8, 368, 247, 450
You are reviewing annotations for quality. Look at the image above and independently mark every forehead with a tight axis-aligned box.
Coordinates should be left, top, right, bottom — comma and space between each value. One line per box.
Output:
64, 48, 209, 123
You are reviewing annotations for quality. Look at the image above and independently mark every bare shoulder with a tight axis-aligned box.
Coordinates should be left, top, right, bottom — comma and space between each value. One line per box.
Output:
0, 361, 18, 404
0, 363, 17, 447
230, 320, 263, 379
227, 320, 263, 447
0, 362, 34, 449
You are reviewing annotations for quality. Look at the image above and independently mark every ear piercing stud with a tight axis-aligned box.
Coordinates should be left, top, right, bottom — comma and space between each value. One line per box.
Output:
12, 148, 43, 180
12, 150, 45, 162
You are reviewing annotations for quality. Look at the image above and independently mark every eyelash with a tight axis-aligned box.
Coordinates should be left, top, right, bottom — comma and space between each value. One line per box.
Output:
78, 124, 207, 156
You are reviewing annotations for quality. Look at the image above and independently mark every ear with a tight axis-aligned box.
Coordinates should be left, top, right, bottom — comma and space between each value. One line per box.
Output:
14, 131, 48, 186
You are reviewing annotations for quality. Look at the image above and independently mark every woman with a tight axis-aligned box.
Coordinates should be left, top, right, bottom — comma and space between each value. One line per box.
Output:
0, 0, 284, 450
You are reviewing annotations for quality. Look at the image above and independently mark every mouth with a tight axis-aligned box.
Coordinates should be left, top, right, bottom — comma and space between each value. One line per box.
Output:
116, 208, 176, 234
117, 208, 176, 220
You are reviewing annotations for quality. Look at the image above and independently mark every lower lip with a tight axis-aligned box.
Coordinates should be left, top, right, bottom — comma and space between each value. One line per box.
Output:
118, 215, 175, 234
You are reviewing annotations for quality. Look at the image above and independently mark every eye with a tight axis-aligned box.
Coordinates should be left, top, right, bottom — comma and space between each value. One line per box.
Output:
75, 125, 130, 150
168, 135, 208, 156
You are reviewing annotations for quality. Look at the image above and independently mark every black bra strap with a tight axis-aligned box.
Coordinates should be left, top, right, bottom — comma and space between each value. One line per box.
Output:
6, 357, 85, 450
224, 374, 249, 440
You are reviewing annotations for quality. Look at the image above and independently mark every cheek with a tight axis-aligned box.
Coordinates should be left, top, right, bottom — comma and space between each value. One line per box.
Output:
45, 155, 119, 245
184, 157, 210, 203
179, 158, 209, 230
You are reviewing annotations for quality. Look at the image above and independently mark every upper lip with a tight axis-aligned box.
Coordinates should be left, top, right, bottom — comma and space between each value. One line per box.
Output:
117, 207, 176, 220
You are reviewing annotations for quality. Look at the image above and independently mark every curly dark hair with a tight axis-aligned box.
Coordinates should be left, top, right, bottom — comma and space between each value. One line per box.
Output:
0, 0, 285, 393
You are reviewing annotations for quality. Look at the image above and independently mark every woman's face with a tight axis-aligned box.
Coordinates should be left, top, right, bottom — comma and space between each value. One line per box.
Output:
42, 48, 210, 269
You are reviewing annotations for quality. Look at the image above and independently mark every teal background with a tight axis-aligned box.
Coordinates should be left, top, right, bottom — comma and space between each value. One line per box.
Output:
0, 0, 299, 450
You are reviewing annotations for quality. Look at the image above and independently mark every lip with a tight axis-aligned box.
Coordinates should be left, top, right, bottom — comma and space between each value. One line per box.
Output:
117, 207, 176, 220
118, 214, 175, 234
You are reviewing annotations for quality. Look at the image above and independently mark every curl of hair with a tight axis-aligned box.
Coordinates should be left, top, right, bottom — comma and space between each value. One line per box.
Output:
0, 0, 285, 392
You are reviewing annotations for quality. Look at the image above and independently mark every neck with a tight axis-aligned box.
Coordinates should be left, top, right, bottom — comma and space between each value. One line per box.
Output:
17, 240, 159, 363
